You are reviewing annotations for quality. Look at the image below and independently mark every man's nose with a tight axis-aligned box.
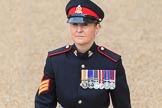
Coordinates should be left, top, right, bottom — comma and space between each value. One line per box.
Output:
77, 25, 83, 32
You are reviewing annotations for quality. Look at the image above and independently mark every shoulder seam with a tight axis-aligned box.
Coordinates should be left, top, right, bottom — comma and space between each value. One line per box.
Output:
48, 45, 72, 57
97, 46, 121, 62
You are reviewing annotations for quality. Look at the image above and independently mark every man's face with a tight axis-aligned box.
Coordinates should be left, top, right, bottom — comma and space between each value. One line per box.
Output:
69, 23, 100, 46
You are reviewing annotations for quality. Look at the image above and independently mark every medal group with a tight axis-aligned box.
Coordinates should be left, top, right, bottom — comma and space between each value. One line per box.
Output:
80, 69, 116, 90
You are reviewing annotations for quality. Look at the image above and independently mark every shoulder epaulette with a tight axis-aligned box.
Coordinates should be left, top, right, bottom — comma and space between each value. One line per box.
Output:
97, 46, 121, 62
48, 45, 72, 57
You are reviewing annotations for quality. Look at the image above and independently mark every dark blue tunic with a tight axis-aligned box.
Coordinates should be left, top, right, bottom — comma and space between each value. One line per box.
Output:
35, 43, 131, 108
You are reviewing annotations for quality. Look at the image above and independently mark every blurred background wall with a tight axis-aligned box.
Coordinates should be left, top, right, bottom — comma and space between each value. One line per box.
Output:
0, 0, 161, 108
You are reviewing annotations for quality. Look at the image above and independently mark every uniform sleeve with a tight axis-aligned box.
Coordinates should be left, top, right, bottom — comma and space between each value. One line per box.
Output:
35, 56, 57, 108
110, 59, 131, 108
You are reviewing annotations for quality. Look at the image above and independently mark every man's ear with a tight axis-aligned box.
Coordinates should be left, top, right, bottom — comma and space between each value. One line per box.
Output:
95, 23, 101, 35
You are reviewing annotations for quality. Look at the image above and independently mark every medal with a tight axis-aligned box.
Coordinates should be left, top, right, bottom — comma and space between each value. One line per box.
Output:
93, 80, 99, 89
88, 70, 94, 89
80, 69, 88, 89
93, 70, 99, 89
80, 69, 116, 90
109, 81, 115, 90
104, 82, 110, 89
99, 70, 104, 89
109, 70, 116, 90
80, 81, 88, 89
104, 70, 110, 89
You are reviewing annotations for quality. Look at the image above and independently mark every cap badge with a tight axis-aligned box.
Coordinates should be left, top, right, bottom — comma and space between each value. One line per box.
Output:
75, 5, 83, 14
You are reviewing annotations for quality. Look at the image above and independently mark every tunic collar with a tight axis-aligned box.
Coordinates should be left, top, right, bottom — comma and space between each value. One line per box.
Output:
72, 42, 97, 59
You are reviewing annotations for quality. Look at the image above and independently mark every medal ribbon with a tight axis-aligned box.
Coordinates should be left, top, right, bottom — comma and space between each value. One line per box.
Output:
104, 70, 108, 80
108, 70, 110, 81
110, 70, 114, 80
114, 70, 116, 81
94, 70, 98, 79
81, 70, 84, 81
92, 70, 94, 79
98, 70, 100, 82
85, 70, 88, 80
99, 70, 104, 83
88, 70, 93, 79
81, 69, 88, 81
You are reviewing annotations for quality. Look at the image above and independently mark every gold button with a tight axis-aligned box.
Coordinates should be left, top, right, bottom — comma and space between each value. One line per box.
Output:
81, 64, 85, 68
101, 47, 104, 50
66, 45, 69, 48
78, 100, 82, 104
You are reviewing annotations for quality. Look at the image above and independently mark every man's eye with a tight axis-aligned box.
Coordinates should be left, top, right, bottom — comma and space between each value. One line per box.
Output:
82, 23, 88, 26
72, 23, 78, 26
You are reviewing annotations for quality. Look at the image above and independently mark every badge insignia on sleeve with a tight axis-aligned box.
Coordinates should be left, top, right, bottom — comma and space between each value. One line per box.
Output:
38, 79, 50, 95
80, 69, 116, 90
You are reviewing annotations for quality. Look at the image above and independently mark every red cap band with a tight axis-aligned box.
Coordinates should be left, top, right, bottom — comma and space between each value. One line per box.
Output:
68, 6, 99, 19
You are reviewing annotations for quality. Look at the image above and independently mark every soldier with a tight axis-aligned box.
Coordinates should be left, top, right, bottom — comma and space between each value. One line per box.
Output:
35, 0, 131, 108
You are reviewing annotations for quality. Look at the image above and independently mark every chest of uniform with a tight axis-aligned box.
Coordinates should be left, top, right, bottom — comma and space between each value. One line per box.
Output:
53, 54, 117, 91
